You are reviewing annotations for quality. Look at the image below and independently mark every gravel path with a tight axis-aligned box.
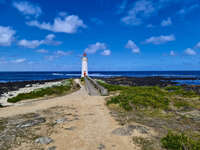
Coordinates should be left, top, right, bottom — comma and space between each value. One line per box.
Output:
0, 79, 138, 150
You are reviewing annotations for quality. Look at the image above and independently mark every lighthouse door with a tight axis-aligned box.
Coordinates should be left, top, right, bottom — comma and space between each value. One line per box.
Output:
84, 71, 86, 77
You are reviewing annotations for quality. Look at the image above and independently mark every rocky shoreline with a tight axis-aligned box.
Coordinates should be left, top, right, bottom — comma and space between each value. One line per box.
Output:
96, 76, 200, 86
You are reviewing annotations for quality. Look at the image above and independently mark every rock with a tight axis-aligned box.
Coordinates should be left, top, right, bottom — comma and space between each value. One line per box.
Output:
97, 144, 105, 150
178, 110, 200, 122
112, 125, 149, 136
134, 125, 149, 134
65, 126, 76, 130
35, 137, 53, 145
47, 146, 56, 150
112, 126, 132, 136
16, 117, 46, 128
55, 118, 67, 124
25, 84, 31, 87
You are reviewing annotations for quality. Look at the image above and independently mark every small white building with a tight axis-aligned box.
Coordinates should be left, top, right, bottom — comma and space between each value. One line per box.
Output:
81, 53, 88, 77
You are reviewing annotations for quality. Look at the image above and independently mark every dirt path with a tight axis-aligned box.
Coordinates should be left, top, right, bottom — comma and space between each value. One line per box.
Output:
0, 79, 138, 150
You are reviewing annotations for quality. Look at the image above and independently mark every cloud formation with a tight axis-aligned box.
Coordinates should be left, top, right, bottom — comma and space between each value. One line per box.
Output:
27, 14, 86, 34
18, 34, 61, 48
170, 50, 175, 56
46, 50, 72, 61
12, 58, 26, 63
121, 0, 198, 26
121, 0, 155, 25
161, 17, 172, 26
101, 50, 111, 56
178, 4, 199, 15
0, 26, 16, 46
55, 50, 72, 56
84, 42, 111, 56
36, 49, 48, 53
144, 34, 175, 45
13, 1, 42, 17
184, 48, 196, 55
125, 40, 140, 53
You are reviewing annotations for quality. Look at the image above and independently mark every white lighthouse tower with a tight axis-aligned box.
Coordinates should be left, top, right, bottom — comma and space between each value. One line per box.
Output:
81, 53, 88, 77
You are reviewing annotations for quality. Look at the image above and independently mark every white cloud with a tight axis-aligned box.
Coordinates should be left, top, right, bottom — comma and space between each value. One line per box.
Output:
46, 50, 72, 61
27, 15, 86, 34
18, 39, 41, 48
12, 58, 26, 63
18, 34, 61, 48
195, 42, 200, 49
125, 40, 140, 53
85, 42, 106, 54
178, 4, 199, 15
55, 50, 72, 56
36, 49, 48, 53
121, 0, 155, 25
161, 17, 172, 26
144, 34, 175, 45
101, 50, 111, 56
13, 1, 42, 17
0, 26, 16, 46
184, 48, 196, 55
170, 50, 175, 56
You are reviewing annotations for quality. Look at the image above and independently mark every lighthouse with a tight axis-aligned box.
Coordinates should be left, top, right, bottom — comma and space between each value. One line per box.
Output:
81, 53, 88, 77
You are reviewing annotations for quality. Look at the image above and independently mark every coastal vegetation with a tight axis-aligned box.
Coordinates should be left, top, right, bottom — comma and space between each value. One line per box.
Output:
98, 80, 199, 111
7, 79, 78, 103
161, 131, 200, 150
98, 80, 200, 150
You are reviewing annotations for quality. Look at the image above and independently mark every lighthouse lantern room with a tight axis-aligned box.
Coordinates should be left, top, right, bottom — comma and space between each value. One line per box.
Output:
81, 53, 88, 77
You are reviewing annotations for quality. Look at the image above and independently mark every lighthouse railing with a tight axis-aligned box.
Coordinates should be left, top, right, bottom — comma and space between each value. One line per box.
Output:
86, 76, 108, 96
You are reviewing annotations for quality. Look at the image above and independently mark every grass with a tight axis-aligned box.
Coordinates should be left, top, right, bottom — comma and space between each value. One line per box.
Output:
161, 131, 200, 150
132, 137, 156, 150
165, 86, 198, 98
105, 84, 170, 111
99, 81, 200, 111
7, 79, 73, 103
97, 80, 127, 92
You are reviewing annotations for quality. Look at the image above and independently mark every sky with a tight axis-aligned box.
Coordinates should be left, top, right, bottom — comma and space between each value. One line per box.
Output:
0, 0, 200, 71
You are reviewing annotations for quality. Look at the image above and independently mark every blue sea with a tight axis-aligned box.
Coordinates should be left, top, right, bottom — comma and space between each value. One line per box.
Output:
0, 71, 200, 85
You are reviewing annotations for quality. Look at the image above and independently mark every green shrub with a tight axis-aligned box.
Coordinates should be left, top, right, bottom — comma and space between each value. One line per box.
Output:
107, 86, 169, 111
161, 131, 200, 150
97, 81, 127, 92
7, 80, 72, 103
174, 99, 190, 108
165, 86, 197, 98
81, 77, 84, 82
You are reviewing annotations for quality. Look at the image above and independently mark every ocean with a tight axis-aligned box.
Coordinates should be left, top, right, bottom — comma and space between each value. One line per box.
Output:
0, 71, 200, 85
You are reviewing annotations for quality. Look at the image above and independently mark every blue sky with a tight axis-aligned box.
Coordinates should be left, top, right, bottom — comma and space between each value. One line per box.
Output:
0, 0, 200, 71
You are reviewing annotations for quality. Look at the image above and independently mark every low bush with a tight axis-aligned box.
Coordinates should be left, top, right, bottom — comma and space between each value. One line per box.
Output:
161, 131, 200, 150
165, 86, 197, 98
107, 86, 169, 111
97, 81, 127, 92
101, 82, 199, 111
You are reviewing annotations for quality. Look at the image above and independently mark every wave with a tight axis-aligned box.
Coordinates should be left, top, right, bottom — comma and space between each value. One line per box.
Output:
65, 74, 80, 76
89, 73, 121, 77
52, 73, 65, 76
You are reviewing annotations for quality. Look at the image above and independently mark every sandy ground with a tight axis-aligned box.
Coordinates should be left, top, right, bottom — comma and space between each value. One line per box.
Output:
0, 79, 139, 150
